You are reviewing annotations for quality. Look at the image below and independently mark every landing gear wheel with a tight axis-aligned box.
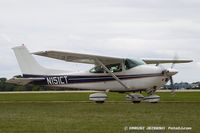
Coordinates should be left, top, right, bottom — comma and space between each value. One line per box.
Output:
95, 101, 105, 104
151, 102, 158, 104
132, 101, 141, 104
89, 93, 107, 104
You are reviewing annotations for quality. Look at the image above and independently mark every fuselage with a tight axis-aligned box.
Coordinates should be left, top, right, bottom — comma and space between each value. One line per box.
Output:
9, 45, 182, 93
24, 65, 169, 92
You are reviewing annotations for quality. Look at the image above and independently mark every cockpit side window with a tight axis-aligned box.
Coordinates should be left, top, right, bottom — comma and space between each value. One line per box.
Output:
106, 63, 122, 73
90, 63, 122, 73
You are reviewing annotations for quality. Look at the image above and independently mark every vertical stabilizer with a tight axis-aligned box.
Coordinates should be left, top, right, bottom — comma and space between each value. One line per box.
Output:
12, 45, 65, 76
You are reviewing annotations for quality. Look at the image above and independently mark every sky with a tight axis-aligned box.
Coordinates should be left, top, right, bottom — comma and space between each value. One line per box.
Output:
0, 0, 200, 83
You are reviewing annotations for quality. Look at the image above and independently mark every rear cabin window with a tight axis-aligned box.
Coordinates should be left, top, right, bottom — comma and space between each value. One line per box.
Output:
90, 66, 104, 73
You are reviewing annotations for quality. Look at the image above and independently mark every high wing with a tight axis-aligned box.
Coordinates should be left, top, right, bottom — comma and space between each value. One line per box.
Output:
33, 50, 193, 65
143, 59, 193, 64
33, 50, 123, 65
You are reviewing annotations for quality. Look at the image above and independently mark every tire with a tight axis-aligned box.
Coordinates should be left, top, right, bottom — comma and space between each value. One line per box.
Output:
95, 101, 105, 104
132, 101, 141, 104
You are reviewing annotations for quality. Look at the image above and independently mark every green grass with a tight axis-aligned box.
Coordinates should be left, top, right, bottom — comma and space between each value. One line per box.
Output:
0, 92, 199, 102
0, 92, 199, 133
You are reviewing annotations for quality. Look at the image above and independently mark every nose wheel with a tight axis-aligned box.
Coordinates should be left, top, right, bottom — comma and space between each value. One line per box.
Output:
143, 95, 160, 103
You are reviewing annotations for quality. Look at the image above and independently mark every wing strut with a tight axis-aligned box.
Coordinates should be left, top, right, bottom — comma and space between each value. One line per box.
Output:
95, 58, 130, 90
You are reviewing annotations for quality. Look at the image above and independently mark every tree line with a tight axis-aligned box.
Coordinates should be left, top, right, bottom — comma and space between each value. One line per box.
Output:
0, 78, 49, 91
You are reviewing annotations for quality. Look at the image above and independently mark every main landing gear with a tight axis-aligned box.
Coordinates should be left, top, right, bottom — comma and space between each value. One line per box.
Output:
89, 92, 160, 104
89, 92, 108, 104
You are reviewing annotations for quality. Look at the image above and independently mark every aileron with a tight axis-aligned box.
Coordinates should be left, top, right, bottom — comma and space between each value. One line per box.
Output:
143, 59, 193, 64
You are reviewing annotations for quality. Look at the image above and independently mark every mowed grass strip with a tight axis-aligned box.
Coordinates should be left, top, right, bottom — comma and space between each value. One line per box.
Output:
0, 92, 199, 102
0, 92, 199, 133
0, 102, 199, 133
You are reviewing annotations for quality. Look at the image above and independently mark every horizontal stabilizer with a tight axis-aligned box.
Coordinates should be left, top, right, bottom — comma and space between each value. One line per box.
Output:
6, 77, 45, 85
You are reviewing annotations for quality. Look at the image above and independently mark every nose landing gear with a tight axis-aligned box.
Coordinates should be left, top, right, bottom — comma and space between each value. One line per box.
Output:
144, 86, 160, 103
143, 95, 160, 103
126, 86, 160, 103
125, 93, 160, 103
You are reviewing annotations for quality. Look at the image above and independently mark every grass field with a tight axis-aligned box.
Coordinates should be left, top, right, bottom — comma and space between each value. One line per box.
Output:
0, 92, 199, 133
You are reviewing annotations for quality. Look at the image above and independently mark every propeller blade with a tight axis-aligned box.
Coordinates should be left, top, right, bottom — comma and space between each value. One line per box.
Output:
170, 76, 173, 86
171, 53, 178, 69
170, 76, 176, 95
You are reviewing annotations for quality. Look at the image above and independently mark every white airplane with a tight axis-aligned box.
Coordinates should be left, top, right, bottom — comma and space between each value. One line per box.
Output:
8, 45, 192, 103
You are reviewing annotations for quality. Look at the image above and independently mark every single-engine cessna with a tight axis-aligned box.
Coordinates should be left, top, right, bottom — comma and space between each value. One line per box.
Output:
8, 45, 192, 103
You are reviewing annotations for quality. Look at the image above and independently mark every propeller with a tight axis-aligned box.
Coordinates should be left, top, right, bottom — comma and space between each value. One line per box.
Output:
169, 53, 178, 95
161, 68, 177, 95
160, 53, 179, 95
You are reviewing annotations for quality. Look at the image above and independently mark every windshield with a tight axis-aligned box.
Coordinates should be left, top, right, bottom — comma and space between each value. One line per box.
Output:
124, 58, 145, 70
